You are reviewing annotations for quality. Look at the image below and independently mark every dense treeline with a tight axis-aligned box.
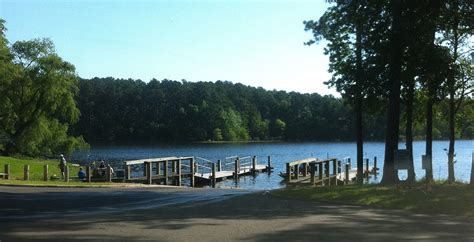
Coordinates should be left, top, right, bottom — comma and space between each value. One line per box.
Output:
73, 77, 473, 144
74, 77, 356, 142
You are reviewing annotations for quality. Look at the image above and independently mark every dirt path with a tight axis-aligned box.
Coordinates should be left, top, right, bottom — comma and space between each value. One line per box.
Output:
0, 186, 473, 241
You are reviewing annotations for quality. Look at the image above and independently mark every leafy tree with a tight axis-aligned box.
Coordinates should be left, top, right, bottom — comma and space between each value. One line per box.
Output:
0, 32, 87, 156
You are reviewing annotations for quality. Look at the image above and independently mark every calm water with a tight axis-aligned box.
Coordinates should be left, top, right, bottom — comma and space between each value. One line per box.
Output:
72, 140, 473, 190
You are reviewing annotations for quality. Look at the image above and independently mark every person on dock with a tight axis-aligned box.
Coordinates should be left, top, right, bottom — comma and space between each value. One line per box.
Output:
59, 154, 67, 178
78, 167, 86, 181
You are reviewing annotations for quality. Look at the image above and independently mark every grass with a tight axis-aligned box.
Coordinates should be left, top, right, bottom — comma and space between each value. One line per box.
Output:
273, 182, 474, 218
0, 155, 80, 180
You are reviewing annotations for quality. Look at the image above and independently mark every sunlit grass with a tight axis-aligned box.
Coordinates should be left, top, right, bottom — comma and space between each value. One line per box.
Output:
273, 182, 474, 218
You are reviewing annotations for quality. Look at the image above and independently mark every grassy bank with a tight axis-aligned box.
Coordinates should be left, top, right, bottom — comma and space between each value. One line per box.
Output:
273, 183, 474, 218
0, 156, 81, 182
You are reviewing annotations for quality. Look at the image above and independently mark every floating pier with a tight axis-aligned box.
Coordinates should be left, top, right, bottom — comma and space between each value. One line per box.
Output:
121, 155, 273, 187
281, 157, 378, 186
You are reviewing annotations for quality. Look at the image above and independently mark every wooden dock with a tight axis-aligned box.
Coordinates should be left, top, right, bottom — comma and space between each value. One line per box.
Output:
281, 157, 378, 186
121, 155, 273, 187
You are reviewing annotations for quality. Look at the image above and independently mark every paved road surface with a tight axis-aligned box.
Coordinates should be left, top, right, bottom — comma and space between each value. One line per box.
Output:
0, 186, 473, 241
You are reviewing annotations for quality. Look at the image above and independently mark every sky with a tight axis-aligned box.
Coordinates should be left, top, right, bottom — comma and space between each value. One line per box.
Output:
0, 0, 337, 95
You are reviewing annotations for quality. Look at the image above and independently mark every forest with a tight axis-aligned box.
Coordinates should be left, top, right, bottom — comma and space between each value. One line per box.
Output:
73, 77, 473, 144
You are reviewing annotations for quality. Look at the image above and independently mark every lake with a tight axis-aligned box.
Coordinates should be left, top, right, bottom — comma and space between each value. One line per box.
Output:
72, 140, 473, 190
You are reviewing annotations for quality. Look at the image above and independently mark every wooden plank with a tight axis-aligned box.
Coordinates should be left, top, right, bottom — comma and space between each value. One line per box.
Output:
288, 158, 317, 166
124, 156, 194, 165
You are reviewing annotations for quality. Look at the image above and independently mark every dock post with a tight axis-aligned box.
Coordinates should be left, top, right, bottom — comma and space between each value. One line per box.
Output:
252, 156, 257, 174
43, 164, 48, 181
217, 159, 222, 172
177, 159, 181, 186
286, 163, 291, 182
164, 160, 168, 185
124, 164, 130, 181
345, 162, 350, 184
64, 165, 69, 182
294, 164, 299, 180
373, 156, 377, 174
4, 164, 9, 180
303, 163, 308, 177
332, 159, 337, 186
325, 161, 330, 186
318, 162, 323, 183
143, 163, 148, 177
146, 162, 152, 185
190, 158, 195, 187
212, 162, 216, 188
267, 156, 272, 171
365, 158, 369, 175
310, 163, 316, 184
234, 158, 239, 180
106, 165, 112, 182
86, 166, 92, 183
348, 158, 352, 170
23, 164, 29, 181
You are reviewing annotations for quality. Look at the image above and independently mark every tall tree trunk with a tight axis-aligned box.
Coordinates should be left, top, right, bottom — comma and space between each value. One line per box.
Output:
424, 0, 440, 183
447, 9, 459, 183
448, 92, 456, 182
355, 12, 364, 185
356, 95, 363, 184
405, 79, 416, 182
425, 97, 434, 181
381, 0, 402, 184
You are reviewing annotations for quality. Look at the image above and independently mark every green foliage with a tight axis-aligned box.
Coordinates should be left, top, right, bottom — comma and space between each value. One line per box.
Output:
0, 20, 88, 156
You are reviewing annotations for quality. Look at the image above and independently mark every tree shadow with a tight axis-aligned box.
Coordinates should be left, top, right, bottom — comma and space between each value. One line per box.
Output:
1, 189, 473, 241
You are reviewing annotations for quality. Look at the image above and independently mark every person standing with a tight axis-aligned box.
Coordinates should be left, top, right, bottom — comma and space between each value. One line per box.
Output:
59, 154, 67, 178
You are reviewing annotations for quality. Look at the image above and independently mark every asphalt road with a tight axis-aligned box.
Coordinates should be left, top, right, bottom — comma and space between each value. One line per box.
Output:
1, 186, 473, 241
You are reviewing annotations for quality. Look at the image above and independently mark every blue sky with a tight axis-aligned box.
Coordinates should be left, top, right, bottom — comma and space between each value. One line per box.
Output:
1, 0, 336, 95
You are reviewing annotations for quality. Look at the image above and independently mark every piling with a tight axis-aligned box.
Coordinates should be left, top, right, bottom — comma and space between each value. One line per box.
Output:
64, 166, 69, 182
234, 158, 239, 180
252, 156, 257, 174
86, 166, 92, 183
4, 164, 9, 180
143, 163, 148, 177
310, 163, 315, 184
176, 159, 181, 186
190, 158, 195, 187
294, 164, 299, 180
106, 165, 112, 182
217, 159, 222, 172
212, 162, 216, 188
146, 162, 152, 185
374, 156, 378, 174
365, 158, 369, 174
332, 159, 338, 186
286, 163, 291, 182
345, 162, 349, 184
318, 162, 323, 181
124, 165, 130, 181
43, 164, 48, 181
325, 160, 330, 186
24, 164, 29, 181
267, 156, 272, 171
164, 160, 168, 185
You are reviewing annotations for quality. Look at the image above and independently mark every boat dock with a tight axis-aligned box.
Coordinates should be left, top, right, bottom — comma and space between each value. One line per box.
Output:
120, 155, 273, 187
281, 157, 378, 185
